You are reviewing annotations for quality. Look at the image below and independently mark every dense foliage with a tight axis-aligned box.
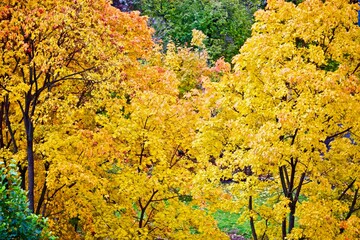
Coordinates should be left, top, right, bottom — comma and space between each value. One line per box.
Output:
0, 0, 359, 239
198, 0, 360, 239
0, 160, 53, 239
133, 0, 264, 62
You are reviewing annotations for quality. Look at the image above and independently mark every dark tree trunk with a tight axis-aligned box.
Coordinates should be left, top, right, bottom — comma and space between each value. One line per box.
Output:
19, 165, 27, 190
281, 219, 287, 240
24, 113, 35, 212
249, 196, 258, 240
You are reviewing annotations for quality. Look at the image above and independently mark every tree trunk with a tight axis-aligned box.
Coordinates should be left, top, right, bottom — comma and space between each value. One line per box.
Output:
249, 196, 258, 240
19, 165, 27, 190
24, 114, 35, 212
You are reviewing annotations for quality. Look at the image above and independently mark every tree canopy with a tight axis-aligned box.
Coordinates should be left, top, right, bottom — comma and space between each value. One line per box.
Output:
133, 0, 264, 62
0, 0, 359, 239
197, 0, 360, 238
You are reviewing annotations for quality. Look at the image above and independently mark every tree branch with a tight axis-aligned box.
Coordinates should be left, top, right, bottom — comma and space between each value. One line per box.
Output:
345, 188, 359, 220
4, 96, 18, 153
279, 166, 288, 196
291, 128, 298, 146
324, 127, 352, 143
138, 190, 159, 228
36, 161, 50, 215
338, 178, 356, 200
352, 62, 360, 75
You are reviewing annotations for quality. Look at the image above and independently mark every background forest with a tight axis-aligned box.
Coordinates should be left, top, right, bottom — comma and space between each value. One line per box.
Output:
0, 0, 359, 239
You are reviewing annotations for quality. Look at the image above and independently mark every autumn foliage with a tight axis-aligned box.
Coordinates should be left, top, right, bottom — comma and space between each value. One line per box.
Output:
0, 0, 359, 239
199, 0, 360, 239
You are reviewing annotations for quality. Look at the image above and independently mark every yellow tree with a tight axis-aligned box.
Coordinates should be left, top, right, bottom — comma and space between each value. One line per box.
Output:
70, 40, 229, 239
2, 0, 229, 237
0, 1, 230, 236
197, 0, 360, 239
0, 0, 153, 213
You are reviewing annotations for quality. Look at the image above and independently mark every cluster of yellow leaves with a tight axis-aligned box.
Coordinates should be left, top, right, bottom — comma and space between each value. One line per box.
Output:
1, 0, 230, 239
197, 0, 360, 239
190, 29, 207, 48
2, 0, 359, 239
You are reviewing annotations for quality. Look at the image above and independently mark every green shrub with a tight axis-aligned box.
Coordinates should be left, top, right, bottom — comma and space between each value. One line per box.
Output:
0, 160, 55, 239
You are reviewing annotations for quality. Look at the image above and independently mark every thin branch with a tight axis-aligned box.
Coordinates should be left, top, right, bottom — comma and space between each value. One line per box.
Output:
0, 83, 11, 93
48, 181, 76, 200
147, 226, 158, 235
144, 206, 156, 227
169, 155, 184, 169
283, 166, 290, 190
138, 190, 159, 228
36, 161, 50, 215
279, 166, 288, 196
138, 140, 146, 172
293, 172, 306, 204
323, 127, 352, 142
45, 210, 65, 218
12, 56, 20, 74
261, 219, 268, 240
35, 67, 96, 95
17, 100, 25, 115
282, 218, 287, 240
152, 195, 179, 202
49, 184, 66, 200
4, 96, 18, 153
338, 178, 356, 200
345, 188, 359, 220
288, 158, 298, 198
291, 128, 298, 146
352, 62, 360, 75
169, 145, 180, 168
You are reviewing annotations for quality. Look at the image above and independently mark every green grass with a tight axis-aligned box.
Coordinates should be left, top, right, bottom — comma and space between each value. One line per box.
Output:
213, 210, 251, 239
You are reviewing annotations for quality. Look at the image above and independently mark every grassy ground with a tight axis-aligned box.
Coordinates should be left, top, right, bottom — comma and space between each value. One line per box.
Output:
213, 210, 251, 239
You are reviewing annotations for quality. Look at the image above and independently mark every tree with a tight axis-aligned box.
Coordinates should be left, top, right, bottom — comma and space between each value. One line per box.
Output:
0, 159, 54, 239
1, 1, 232, 238
133, 0, 264, 62
197, 0, 360, 239
0, 0, 153, 212
50, 37, 228, 239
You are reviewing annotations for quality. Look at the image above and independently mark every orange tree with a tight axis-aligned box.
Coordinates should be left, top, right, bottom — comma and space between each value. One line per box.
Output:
196, 0, 360, 239
0, 0, 152, 213
1, 0, 230, 238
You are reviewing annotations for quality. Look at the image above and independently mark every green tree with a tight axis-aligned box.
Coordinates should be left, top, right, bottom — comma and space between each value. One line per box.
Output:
134, 0, 263, 62
0, 160, 54, 239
